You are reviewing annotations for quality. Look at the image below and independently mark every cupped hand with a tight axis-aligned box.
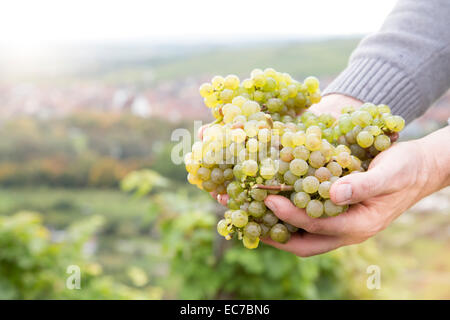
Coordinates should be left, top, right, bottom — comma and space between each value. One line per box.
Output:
261, 112, 450, 257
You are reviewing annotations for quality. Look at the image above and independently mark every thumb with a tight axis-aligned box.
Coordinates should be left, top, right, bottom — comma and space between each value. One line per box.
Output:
330, 166, 388, 205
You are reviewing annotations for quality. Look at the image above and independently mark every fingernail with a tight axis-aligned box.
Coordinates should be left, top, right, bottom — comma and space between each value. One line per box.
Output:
334, 184, 352, 204
217, 194, 222, 202
265, 198, 277, 211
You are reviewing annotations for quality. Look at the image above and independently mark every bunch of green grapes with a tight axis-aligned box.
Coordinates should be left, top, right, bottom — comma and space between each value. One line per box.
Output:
185, 68, 405, 249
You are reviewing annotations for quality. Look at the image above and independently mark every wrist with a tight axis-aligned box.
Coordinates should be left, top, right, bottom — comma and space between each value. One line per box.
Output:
416, 126, 450, 195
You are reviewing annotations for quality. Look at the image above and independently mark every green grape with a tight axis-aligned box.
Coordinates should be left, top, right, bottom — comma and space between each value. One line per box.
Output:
336, 152, 352, 168
281, 131, 294, 148
232, 95, 247, 107
267, 98, 284, 113
304, 76, 319, 93
223, 168, 234, 180
199, 83, 214, 97
366, 125, 382, 136
248, 201, 267, 218
187, 173, 201, 185
224, 74, 240, 90
289, 159, 309, 176
197, 167, 211, 180
293, 191, 310, 208
211, 75, 225, 90
284, 170, 298, 185
309, 150, 326, 168
259, 224, 270, 238
315, 167, 331, 182
262, 211, 279, 227
302, 176, 320, 194
217, 219, 230, 236
242, 159, 258, 176
280, 147, 294, 162
374, 134, 391, 151
220, 89, 234, 103
293, 177, 304, 192
293, 145, 310, 160
242, 101, 261, 117
277, 160, 290, 174
250, 188, 267, 201
324, 200, 344, 217
258, 128, 271, 143
350, 143, 368, 160
306, 125, 322, 138
356, 131, 374, 148
244, 221, 262, 239
377, 104, 391, 114
326, 161, 343, 177
210, 168, 225, 184
231, 210, 248, 228
233, 164, 245, 180
227, 198, 240, 210
202, 180, 217, 192
385, 115, 405, 132
270, 223, 290, 243
306, 200, 324, 218
227, 181, 243, 199
351, 110, 372, 127
305, 133, 322, 151
318, 181, 331, 198
243, 235, 259, 249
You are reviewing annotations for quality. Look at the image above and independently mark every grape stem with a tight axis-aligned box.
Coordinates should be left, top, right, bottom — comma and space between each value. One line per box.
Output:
253, 184, 293, 191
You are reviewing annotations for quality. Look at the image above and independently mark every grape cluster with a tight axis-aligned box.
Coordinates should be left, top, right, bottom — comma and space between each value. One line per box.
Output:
185, 68, 405, 249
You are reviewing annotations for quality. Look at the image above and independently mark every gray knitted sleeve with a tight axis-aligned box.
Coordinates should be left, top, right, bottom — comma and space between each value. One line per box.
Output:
323, 0, 450, 123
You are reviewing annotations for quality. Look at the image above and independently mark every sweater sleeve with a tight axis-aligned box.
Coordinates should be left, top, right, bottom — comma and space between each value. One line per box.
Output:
323, 0, 450, 123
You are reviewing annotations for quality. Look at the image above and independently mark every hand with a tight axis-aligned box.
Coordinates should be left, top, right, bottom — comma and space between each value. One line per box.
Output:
261, 125, 450, 257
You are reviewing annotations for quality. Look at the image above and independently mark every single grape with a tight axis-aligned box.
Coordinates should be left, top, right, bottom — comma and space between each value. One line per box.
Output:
270, 223, 290, 243
231, 210, 248, 228
210, 168, 225, 184
293, 191, 310, 208
284, 170, 298, 185
250, 188, 268, 201
315, 167, 331, 182
324, 200, 344, 217
309, 150, 326, 168
294, 178, 304, 192
302, 176, 320, 194
202, 180, 217, 192
306, 200, 324, 218
356, 131, 374, 148
248, 201, 267, 218
292, 146, 309, 161
305, 133, 322, 151
374, 134, 391, 151
217, 219, 230, 236
244, 221, 262, 239
243, 235, 260, 249
289, 159, 309, 176
227, 181, 243, 199
318, 181, 331, 198
262, 211, 279, 227
326, 161, 342, 177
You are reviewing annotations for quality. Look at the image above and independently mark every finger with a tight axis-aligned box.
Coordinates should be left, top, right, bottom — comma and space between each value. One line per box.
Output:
217, 194, 229, 206
197, 125, 208, 140
329, 165, 389, 205
261, 232, 345, 257
264, 195, 350, 235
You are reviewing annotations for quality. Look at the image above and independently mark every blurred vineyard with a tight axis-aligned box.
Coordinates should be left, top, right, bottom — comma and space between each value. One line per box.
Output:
0, 38, 448, 299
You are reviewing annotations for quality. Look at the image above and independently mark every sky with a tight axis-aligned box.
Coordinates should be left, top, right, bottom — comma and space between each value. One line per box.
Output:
0, 0, 397, 47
